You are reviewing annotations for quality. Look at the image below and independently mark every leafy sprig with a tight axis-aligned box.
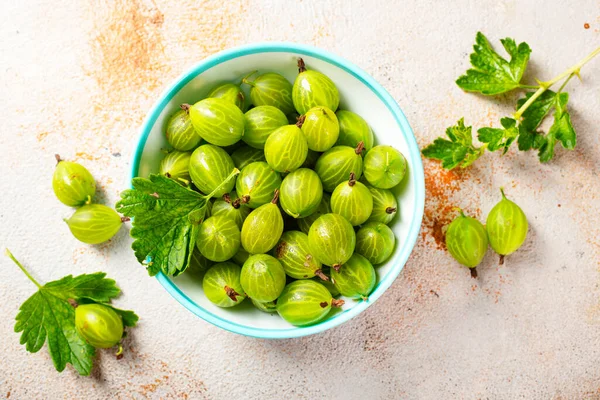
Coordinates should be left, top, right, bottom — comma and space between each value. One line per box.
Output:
423, 32, 600, 168
6, 249, 138, 376
116, 169, 239, 276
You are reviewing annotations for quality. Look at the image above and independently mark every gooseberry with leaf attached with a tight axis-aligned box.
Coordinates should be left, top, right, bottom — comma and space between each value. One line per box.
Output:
243, 72, 295, 115
355, 222, 396, 265
363, 145, 407, 189
273, 230, 326, 280
308, 213, 355, 271
75, 303, 124, 349
196, 215, 241, 262
292, 58, 340, 114
297, 106, 339, 152
279, 168, 323, 218
314, 143, 364, 192
235, 161, 282, 208
243, 105, 288, 149
165, 105, 201, 151
65, 204, 127, 244
202, 262, 246, 307
335, 110, 374, 151
159, 150, 191, 186
207, 82, 246, 111
486, 189, 528, 264
241, 254, 286, 302
52, 155, 96, 207
276, 280, 344, 326
188, 98, 245, 146
445, 209, 488, 277
241, 190, 284, 254
331, 253, 376, 300
264, 125, 308, 173
330, 172, 373, 226
189, 144, 236, 197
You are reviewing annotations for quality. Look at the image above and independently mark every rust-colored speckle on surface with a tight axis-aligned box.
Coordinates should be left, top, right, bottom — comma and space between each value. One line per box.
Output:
584, 23, 590, 29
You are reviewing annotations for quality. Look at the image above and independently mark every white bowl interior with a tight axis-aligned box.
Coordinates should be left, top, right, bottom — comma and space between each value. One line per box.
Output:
137, 50, 419, 333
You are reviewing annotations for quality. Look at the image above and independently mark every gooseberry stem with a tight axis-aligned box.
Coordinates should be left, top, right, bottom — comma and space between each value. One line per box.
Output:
514, 46, 600, 119
180, 103, 191, 113
314, 269, 329, 281
295, 114, 306, 128
297, 58, 307, 73
499, 255, 505, 265
355, 141, 365, 155
470, 268, 478, 278
5, 248, 42, 289
55, 154, 62, 165
348, 172, 357, 187
240, 70, 258, 86
331, 298, 345, 308
271, 189, 280, 204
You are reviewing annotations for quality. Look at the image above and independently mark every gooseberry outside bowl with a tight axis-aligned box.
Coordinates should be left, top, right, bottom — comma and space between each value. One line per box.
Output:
131, 43, 425, 339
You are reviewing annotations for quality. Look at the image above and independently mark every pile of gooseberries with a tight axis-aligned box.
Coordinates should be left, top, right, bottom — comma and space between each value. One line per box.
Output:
162, 59, 408, 326
52, 155, 128, 244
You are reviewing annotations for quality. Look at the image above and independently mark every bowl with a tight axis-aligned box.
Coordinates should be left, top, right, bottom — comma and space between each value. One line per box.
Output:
131, 42, 425, 339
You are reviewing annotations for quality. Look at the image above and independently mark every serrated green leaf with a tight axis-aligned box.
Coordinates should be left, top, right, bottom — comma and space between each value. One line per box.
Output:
477, 117, 519, 153
116, 172, 238, 276
517, 123, 545, 151
550, 93, 576, 150
456, 32, 531, 95
517, 90, 557, 132
422, 118, 484, 169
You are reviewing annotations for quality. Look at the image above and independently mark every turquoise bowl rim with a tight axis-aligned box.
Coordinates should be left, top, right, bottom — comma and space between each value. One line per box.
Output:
130, 42, 425, 339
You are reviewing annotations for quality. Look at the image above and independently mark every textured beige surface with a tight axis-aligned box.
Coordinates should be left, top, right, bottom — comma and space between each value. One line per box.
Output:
1, 0, 600, 399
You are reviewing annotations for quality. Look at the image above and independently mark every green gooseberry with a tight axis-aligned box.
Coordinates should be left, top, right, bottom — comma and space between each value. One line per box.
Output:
189, 144, 236, 197
231, 146, 266, 170
202, 262, 246, 307
297, 193, 331, 234
235, 161, 282, 208
311, 267, 339, 296
165, 106, 201, 151
302, 150, 321, 169
446, 210, 488, 276
75, 303, 123, 348
314, 143, 364, 192
241, 254, 286, 302
335, 110, 374, 152
65, 204, 125, 244
231, 247, 250, 266
366, 187, 398, 225
264, 125, 308, 173
251, 298, 278, 313
298, 106, 339, 152
159, 150, 191, 186
196, 215, 241, 262
279, 168, 323, 218
486, 189, 528, 264
355, 222, 396, 265
210, 191, 251, 229
308, 213, 356, 271
292, 58, 340, 114
273, 230, 325, 280
243, 72, 295, 115
331, 253, 376, 300
363, 145, 407, 189
276, 280, 344, 326
188, 98, 245, 146
185, 248, 213, 278
243, 105, 288, 149
241, 190, 284, 254
207, 82, 246, 111
330, 173, 373, 226
52, 155, 96, 207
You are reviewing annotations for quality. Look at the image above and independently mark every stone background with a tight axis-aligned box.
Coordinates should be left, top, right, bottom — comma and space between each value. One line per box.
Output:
1, 0, 599, 399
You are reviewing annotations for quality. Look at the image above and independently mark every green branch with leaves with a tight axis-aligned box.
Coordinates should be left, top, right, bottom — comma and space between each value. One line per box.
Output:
422, 32, 600, 168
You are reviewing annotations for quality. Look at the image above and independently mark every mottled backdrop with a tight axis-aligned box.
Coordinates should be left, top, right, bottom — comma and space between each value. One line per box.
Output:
1, 1, 599, 399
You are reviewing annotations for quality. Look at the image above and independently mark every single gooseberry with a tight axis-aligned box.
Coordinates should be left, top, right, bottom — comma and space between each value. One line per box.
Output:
207, 82, 246, 111
307, 213, 355, 271
486, 189, 528, 264
330, 172, 373, 226
188, 98, 245, 146
297, 107, 339, 152
251, 298, 278, 313
202, 262, 246, 307
241, 190, 284, 254
279, 168, 323, 218
276, 280, 344, 326
241, 254, 286, 302
292, 58, 340, 114
243, 72, 295, 115
363, 145, 407, 189
297, 193, 331, 234
75, 303, 123, 348
196, 215, 241, 262
65, 204, 126, 244
446, 209, 488, 277
314, 143, 364, 192
355, 221, 396, 265
331, 253, 376, 300
52, 155, 96, 207
189, 144, 236, 197
231, 146, 266, 170
366, 187, 398, 225
210, 191, 251, 229
159, 150, 191, 186
235, 161, 282, 208
242, 105, 288, 149
273, 230, 326, 280
264, 125, 308, 173
165, 105, 202, 151
335, 110, 374, 152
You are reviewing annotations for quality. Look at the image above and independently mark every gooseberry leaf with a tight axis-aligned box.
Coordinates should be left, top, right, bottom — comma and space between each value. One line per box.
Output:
13, 272, 121, 376
477, 117, 519, 153
456, 32, 531, 95
536, 93, 576, 162
117, 172, 238, 276
422, 118, 484, 169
